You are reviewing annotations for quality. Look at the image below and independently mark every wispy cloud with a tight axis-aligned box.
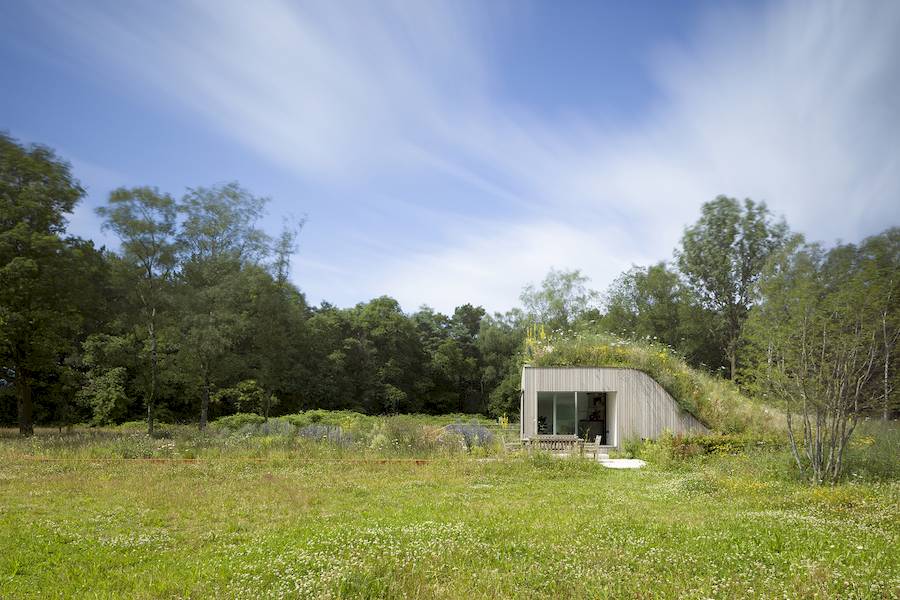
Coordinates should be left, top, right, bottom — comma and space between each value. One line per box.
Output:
27, 0, 900, 312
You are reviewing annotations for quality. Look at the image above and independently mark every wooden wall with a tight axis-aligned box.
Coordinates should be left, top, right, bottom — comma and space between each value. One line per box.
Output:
520, 366, 708, 445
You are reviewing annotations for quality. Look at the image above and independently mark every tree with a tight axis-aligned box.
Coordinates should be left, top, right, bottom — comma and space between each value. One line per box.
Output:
478, 310, 526, 417
97, 187, 178, 435
212, 379, 276, 418
746, 236, 886, 484
245, 265, 308, 416
857, 228, 900, 420
177, 183, 271, 429
0, 134, 91, 435
603, 263, 683, 346
677, 196, 787, 378
520, 268, 598, 330
350, 296, 427, 413
602, 262, 726, 371
271, 217, 306, 285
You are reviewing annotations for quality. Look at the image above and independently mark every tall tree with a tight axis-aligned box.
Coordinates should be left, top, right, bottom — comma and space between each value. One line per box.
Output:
602, 262, 727, 371
97, 187, 178, 435
677, 196, 787, 378
177, 183, 270, 429
857, 228, 900, 420
246, 265, 308, 417
520, 268, 598, 331
0, 134, 92, 435
478, 310, 526, 417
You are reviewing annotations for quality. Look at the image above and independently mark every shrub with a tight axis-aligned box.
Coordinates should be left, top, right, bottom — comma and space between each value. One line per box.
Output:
639, 432, 677, 467
282, 410, 373, 430
636, 431, 785, 466
685, 432, 784, 455
620, 437, 643, 459
439, 422, 494, 451
298, 424, 352, 446
841, 420, 900, 482
367, 416, 434, 454
212, 413, 266, 431
255, 419, 296, 437
76, 367, 130, 426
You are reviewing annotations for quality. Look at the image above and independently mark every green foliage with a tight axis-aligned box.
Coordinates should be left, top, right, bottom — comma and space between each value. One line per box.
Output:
479, 311, 526, 417
0, 133, 106, 435
633, 430, 786, 466
205, 410, 505, 457
211, 412, 266, 430
841, 420, 900, 482
745, 232, 900, 483
96, 186, 178, 435
601, 261, 726, 372
529, 331, 776, 433
213, 379, 275, 416
76, 367, 129, 426
520, 268, 598, 330
677, 196, 788, 377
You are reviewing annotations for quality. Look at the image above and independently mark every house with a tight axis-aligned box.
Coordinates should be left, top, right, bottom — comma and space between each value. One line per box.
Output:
520, 366, 708, 449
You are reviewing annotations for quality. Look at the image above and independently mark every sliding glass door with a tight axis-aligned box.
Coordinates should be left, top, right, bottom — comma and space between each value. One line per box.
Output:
536, 392, 577, 435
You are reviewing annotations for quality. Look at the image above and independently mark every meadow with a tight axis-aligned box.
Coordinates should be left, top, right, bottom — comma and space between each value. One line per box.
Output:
0, 417, 898, 599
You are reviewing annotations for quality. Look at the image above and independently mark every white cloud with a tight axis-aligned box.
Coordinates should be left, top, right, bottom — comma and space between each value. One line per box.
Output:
366, 220, 641, 313
28, 0, 900, 312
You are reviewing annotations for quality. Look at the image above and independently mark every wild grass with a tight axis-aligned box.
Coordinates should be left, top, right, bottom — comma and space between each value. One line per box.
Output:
0, 423, 897, 598
0, 412, 508, 462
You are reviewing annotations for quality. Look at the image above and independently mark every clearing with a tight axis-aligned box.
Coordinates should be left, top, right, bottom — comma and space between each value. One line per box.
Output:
1, 431, 897, 598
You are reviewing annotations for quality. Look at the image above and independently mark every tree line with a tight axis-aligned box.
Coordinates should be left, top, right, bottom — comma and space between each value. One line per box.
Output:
3, 133, 898, 456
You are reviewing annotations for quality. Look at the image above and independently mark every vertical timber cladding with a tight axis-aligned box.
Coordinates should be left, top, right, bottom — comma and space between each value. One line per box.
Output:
521, 366, 708, 443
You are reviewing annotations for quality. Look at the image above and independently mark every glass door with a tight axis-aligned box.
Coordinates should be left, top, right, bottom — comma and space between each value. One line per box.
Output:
555, 393, 576, 435
536, 392, 577, 435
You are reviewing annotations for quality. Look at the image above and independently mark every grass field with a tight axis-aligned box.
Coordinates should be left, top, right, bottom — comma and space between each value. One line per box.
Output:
1, 427, 898, 599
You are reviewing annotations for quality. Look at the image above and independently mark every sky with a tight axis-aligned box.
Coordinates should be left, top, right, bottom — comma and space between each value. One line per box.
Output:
2, 0, 899, 314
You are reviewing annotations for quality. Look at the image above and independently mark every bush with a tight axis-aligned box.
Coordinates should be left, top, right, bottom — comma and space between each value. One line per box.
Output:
620, 437, 643, 459
367, 416, 434, 454
841, 420, 900, 482
684, 432, 784, 455
255, 419, 296, 437
282, 410, 373, 430
439, 422, 494, 451
298, 424, 352, 446
212, 413, 266, 431
634, 431, 785, 466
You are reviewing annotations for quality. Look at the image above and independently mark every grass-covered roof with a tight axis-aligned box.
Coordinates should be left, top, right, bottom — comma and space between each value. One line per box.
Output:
525, 330, 777, 434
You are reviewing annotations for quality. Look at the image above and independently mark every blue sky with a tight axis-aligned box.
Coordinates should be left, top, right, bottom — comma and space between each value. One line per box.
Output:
2, 0, 899, 313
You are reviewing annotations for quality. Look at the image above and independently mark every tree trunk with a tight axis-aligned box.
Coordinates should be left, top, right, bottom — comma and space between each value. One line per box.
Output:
15, 367, 34, 437
147, 310, 158, 437
199, 369, 210, 430
784, 410, 804, 471
883, 312, 891, 421
729, 352, 737, 380
264, 393, 274, 422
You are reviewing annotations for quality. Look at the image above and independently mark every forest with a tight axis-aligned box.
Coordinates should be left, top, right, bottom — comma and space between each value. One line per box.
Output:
2, 132, 899, 440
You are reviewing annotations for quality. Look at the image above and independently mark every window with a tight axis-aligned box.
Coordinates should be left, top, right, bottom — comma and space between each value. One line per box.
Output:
536, 392, 576, 435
